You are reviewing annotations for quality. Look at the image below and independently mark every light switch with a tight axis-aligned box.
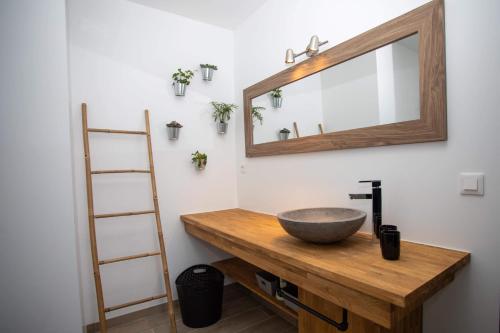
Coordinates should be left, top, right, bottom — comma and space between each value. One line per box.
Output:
462, 177, 478, 191
460, 173, 484, 195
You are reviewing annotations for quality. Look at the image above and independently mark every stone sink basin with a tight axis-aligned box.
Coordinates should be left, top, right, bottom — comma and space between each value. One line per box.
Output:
277, 208, 367, 244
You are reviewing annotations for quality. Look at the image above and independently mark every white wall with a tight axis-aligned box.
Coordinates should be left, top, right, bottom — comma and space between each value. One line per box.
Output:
234, 1, 500, 332
0, 1, 83, 332
67, 0, 237, 324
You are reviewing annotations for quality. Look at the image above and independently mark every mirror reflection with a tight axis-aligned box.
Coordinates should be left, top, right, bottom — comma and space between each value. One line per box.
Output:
252, 34, 420, 144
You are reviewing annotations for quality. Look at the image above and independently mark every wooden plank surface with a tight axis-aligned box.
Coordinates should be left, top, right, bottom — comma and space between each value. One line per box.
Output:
213, 258, 298, 320
180, 209, 469, 310
184, 222, 393, 328
298, 289, 422, 333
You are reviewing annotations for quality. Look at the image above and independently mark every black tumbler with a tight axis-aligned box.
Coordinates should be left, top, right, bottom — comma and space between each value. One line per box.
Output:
379, 225, 398, 247
380, 230, 400, 260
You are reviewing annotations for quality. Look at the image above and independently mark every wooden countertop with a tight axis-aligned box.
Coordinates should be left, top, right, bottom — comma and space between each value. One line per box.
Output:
181, 208, 469, 310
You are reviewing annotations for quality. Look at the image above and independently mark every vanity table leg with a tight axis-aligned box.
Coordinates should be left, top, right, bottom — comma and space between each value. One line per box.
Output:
298, 289, 422, 333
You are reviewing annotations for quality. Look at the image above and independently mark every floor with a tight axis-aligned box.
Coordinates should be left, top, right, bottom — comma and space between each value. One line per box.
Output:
101, 284, 297, 333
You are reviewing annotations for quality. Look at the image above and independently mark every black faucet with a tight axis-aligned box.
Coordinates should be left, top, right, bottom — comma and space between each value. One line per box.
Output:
349, 180, 382, 238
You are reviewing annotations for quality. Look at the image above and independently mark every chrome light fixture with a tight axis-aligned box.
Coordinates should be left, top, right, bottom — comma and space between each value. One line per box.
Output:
285, 35, 328, 64
285, 49, 296, 64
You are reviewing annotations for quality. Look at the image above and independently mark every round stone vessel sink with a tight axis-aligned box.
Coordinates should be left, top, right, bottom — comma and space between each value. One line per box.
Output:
277, 208, 367, 244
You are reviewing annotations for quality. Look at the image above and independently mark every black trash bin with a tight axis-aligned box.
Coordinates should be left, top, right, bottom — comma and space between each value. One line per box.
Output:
175, 264, 224, 328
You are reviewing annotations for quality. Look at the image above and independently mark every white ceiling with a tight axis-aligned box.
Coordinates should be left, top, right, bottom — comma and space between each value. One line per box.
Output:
128, 0, 269, 30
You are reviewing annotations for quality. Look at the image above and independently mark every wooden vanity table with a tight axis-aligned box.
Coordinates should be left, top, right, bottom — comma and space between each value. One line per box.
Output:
180, 209, 470, 333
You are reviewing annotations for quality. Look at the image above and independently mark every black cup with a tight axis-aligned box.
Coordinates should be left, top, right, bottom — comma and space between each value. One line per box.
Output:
380, 230, 400, 260
379, 225, 398, 247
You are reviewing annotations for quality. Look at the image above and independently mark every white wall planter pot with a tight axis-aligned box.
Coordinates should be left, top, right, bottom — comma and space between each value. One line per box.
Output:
201, 67, 214, 81
217, 122, 228, 134
272, 97, 282, 108
173, 82, 186, 96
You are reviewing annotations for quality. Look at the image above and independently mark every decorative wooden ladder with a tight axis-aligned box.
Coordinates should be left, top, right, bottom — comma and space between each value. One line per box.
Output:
81, 103, 177, 333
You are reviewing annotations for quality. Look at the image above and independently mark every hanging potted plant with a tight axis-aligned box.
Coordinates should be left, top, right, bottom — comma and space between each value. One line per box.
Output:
200, 64, 218, 81
279, 128, 290, 141
191, 151, 207, 170
166, 121, 183, 140
252, 106, 265, 126
211, 101, 238, 134
270, 88, 283, 108
172, 68, 194, 96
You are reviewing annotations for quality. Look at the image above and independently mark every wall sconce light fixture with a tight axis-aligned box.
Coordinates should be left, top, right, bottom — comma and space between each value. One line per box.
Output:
285, 35, 328, 64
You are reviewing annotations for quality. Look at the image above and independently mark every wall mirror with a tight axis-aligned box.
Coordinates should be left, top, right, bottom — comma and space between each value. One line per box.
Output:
243, 0, 446, 157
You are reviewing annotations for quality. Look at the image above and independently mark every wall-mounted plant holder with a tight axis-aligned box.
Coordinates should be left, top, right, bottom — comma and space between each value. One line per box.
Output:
211, 101, 238, 135
200, 64, 218, 81
173, 82, 186, 96
216, 122, 228, 134
172, 68, 194, 96
191, 151, 207, 170
270, 88, 283, 108
279, 128, 290, 141
252, 106, 265, 126
166, 121, 183, 140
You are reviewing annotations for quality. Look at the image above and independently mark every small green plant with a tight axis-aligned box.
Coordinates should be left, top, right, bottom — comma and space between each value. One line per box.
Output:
172, 68, 194, 85
279, 128, 291, 133
252, 106, 265, 125
200, 64, 218, 70
211, 101, 238, 123
166, 121, 183, 128
270, 88, 282, 98
191, 151, 207, 169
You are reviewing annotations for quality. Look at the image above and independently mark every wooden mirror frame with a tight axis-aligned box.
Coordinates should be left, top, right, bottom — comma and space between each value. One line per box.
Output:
243, 0, 446, 157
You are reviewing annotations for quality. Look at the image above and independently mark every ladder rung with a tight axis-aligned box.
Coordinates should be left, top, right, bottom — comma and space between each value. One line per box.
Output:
91, 169, 150, 175
94, 210, 155, 219
105, 293, 167, 312
99, 251, 160, 265
88, 128, 147, 135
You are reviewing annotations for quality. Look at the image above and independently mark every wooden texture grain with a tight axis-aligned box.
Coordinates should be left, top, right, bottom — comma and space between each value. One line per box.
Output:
82, 103, 108, 333
82, 105, 177, 332
299, 289, 422, 333
94, 210, 156, 219
180, 209, 469, 329
91, 169, 150, 174
145, 110, 177, 333
98, 251, 161, 265
185, 222, 392, 327
87, 128, 147, 135
243, 0, 446, 157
